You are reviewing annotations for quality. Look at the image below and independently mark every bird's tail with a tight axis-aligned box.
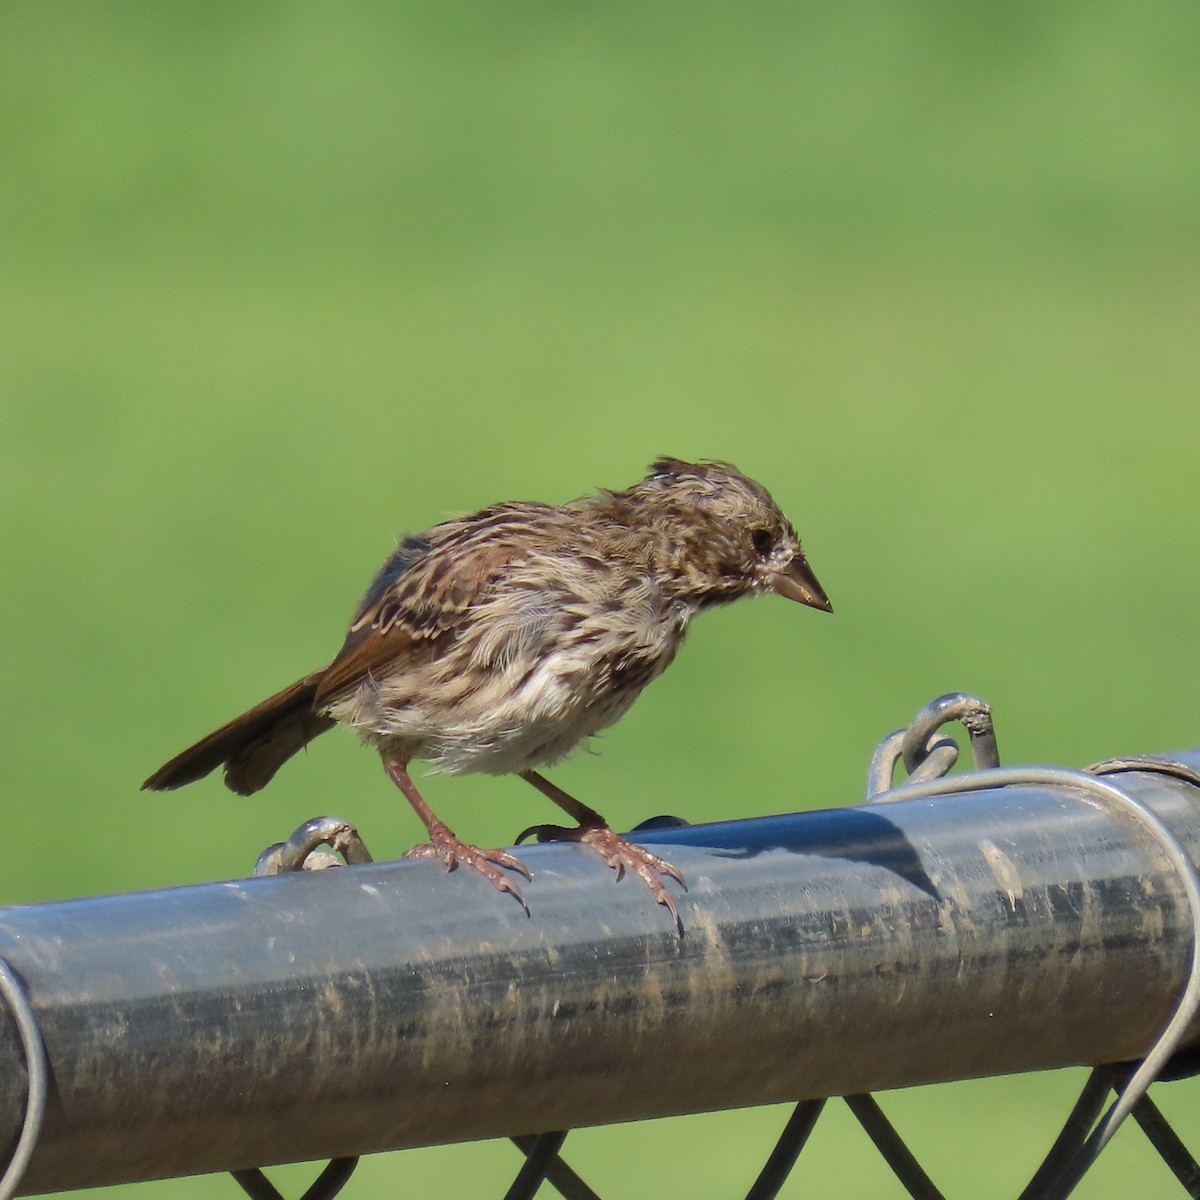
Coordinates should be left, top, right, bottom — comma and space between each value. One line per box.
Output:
142, 671, 336, 796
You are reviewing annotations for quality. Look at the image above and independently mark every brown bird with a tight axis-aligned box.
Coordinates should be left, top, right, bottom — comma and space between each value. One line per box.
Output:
144, 457, 831, 929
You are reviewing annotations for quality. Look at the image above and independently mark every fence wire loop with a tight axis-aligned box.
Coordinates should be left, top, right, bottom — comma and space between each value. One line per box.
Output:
231, 820, 369, 1200
866, 692, 998, 800
1092, 755, 1200, 1089
1089, 755, 1200, 793
254, 816, 375, 877
861, 700, 1200, 1200
0, 957, 47, 1200
900, 692, 999, 776
867, 730, 958, 799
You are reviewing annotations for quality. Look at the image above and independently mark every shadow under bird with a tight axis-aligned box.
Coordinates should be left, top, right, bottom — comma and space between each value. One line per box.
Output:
144, 457, 832, 929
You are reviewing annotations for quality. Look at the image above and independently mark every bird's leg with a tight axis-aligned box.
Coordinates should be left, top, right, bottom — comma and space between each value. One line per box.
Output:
384, 758, 532, 912
518, 770, 686, 932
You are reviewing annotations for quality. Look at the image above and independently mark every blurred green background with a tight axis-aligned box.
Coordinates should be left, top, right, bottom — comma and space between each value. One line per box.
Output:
3, 1, 1199, 1196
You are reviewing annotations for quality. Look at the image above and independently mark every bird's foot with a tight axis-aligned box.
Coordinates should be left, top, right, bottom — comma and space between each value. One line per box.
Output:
519, 821, 686, 934
404, 832, 532, 915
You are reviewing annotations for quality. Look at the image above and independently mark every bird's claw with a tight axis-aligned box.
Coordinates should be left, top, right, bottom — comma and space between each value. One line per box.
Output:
520, 821, 687, 935
516, 822, 573, 845
588, 829, 686, 935
403, 835, 532, 915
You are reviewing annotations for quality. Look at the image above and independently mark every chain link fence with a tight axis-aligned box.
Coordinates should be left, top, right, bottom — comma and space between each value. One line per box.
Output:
2, 693, 1199, 1199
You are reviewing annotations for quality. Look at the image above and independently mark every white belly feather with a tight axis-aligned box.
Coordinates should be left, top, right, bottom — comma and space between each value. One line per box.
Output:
326, 581, 690, 776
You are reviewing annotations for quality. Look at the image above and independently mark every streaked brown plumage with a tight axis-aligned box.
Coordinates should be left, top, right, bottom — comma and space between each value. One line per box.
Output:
144, 457, 831, 929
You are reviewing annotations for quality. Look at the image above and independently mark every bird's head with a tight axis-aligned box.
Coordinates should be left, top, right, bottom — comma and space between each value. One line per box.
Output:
615, 457, 833, 613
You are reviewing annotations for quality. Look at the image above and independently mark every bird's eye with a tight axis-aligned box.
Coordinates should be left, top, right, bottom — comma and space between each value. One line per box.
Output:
750, 528, 774, 558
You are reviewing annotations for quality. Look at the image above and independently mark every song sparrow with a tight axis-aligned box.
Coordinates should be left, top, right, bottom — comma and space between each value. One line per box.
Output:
144, 457, 831, 930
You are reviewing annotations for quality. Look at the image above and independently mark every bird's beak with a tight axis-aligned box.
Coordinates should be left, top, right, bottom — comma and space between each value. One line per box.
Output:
771, 555, 833, 613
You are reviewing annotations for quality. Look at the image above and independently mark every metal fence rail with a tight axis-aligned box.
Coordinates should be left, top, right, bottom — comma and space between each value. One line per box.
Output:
2, 696, 1200, 1198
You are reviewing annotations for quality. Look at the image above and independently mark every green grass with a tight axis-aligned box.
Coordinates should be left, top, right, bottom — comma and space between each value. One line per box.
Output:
3, 2, 1200, 1196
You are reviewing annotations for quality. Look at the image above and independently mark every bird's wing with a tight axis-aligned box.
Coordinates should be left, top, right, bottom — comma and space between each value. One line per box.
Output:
313, 506, 555, 704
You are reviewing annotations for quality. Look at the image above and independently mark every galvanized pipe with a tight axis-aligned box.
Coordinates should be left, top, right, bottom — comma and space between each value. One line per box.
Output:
4, 755, 1200, 1194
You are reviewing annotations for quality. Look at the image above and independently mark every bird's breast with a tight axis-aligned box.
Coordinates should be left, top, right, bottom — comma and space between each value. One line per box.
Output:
335, 576, 691, 776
